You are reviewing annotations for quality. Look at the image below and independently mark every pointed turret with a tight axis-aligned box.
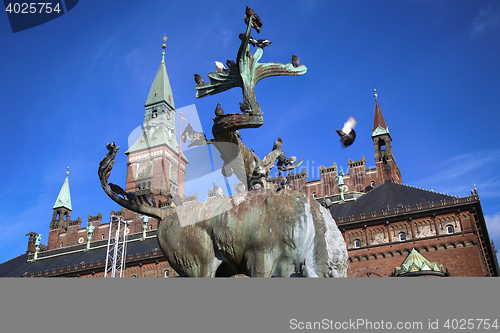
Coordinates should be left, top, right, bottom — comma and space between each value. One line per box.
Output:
393, 248, 448, 277
53, 166, 72, 211
371, 89, 402, 184
144, 39, 175, 112
372, 89, 390, 138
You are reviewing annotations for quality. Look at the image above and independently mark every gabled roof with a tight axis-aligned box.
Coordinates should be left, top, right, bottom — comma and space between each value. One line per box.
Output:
328, 181, 456, 220
53, 168, 72, 210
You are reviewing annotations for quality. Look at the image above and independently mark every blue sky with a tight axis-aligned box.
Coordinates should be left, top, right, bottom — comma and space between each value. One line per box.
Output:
1, 0, 499, 266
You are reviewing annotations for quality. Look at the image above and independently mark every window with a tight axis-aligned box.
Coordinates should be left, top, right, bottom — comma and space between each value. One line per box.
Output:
101, 234, 105, 239
59, 242, 63, 248
312, 192, 317, 198
353, 239, 361, 248
131, 275, 137, 278
446, 225, 454, 234
164, 270, 170, 277
399, 232, 406, 241
149, 225, 153, 230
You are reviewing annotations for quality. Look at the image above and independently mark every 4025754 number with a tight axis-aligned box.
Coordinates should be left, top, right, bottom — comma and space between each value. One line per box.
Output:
444, 319, 498, 330
5, 3, 61, 14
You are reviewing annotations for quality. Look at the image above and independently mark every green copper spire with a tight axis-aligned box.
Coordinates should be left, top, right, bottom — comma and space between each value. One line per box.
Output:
53, 166, 72, 211
145, 36, 175, 110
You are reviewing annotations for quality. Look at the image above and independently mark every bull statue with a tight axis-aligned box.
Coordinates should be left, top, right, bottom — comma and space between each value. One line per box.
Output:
99, 144, 349, 277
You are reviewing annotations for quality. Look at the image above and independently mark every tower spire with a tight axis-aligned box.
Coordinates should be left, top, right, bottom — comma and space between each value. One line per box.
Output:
53, 166, 72, 211
372, 89, 389, 137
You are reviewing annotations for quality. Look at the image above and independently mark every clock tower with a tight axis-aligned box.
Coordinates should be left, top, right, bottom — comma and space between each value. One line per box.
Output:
125, 39, 188, 205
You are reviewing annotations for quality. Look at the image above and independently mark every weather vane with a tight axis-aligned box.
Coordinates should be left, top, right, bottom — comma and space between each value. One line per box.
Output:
162, 35, 167, 49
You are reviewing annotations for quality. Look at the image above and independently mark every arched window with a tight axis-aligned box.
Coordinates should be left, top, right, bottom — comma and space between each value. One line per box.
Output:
131, 275, 137, 278
399, 232, 406, 241
59, 242, 63, 248
353, 239, 361, 248
101, 234, 105, 239
446, 225, 454, 234
312, 192, 317, 198
164, 270, 170, 277
149, 225, 153, 230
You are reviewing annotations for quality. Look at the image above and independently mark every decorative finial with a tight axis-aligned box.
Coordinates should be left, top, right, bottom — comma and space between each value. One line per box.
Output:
374, 88, 378, 101
66, 166, 69, 176
162, 35, 167, 50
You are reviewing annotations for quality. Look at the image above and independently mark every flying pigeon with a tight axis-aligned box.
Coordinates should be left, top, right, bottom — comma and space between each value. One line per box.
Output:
244, 5, 263, 33
181, 122, 194, 143
256, 39, 271, 48
273, 137, 283, 151
335, 116, 357, 147
291, 55, 300, 68
109, 183, 127, 198
194, 74, 204, 85
238, 33, 257, 46
238, 102, 253, 116
226, 60, 237, 70
215, 61, 226, 72
215, 103, 224, 117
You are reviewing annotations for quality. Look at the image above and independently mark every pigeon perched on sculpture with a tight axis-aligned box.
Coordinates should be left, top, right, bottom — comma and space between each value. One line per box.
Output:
239, 33, 257, 46
109, 183, 127, 198
256, 39, 271, 48
238, 102, 253, 116
215, 61, 226, 72
335, 116, 357, 148
292, 55, 300, 68
226, 60, 237, 70
214, 103, 224, 117
244, 5, 262, 33
272, 137, 283, 151
194, 74, 204, 85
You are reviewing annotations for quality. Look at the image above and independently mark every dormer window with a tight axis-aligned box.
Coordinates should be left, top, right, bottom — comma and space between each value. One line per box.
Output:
353, 239, 361, 248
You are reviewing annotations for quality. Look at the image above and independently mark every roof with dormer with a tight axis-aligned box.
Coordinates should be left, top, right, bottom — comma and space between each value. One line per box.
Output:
393, 248, 446, 276
53, 168, 72, 211
327, 181, 457, 220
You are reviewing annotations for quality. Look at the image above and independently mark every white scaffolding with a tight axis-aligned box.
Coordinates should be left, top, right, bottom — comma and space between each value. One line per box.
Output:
104, 214, 130, 278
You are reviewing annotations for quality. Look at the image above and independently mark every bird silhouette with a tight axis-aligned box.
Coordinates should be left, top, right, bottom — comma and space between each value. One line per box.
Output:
273, 137, 283, 151
194, 74, 204, 85
238, 102, 253, 115
244, 5, 262, 33
215, 103, 224, 117
291, 55, 300, 67
335, 116, 356, 147
215, 61, 226, 72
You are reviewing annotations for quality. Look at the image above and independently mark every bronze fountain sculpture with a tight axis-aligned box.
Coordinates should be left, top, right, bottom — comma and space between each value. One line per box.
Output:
98, 7, 348, 277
